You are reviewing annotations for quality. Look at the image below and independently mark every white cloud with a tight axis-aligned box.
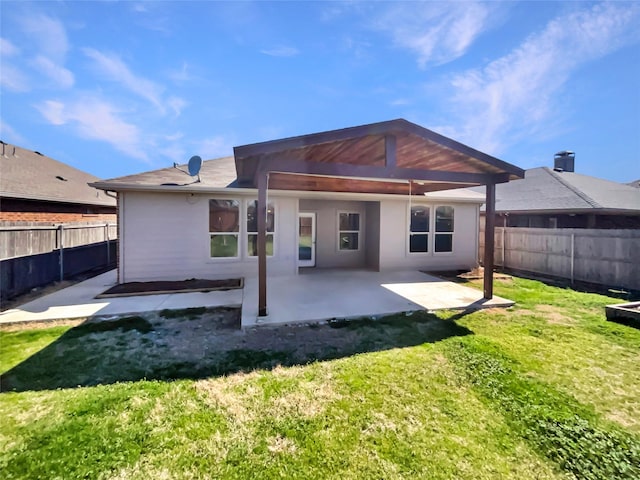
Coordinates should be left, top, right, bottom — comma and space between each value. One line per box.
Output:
260, 46, 300, 57
83, 48, 165, 111
0, 38, 20, 57
441, 2, 640, 154
19, 13, 69, 60
167, 96, 187, 117
0, 63, 30, 92
372, 2, 494, 67
32, 55, 74, 88
37, 97, 149, 162
13, 14, 75, 92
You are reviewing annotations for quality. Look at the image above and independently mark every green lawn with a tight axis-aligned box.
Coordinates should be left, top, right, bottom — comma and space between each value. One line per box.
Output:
1, 277, 639, 479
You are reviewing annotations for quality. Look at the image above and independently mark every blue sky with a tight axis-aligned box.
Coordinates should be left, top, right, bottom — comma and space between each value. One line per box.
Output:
1, 1, 639, 182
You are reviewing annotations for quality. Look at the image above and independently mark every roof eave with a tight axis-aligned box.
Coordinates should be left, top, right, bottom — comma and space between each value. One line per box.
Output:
88, 182, 485, 203
0, 190, 116, 207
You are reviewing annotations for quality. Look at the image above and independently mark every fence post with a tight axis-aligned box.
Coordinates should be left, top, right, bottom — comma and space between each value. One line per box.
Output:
58, 224, 64, 281
105, 223, 110, 266
501, 227, 506, 268
570, 233, 575, 285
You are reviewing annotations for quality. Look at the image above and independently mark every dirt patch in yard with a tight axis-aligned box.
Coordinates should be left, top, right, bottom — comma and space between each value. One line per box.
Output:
1, 309, 472, 392
96, 278, 243, 298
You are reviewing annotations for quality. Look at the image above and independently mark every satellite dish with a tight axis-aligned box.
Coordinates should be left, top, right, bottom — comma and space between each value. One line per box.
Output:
188, 155, 202, 176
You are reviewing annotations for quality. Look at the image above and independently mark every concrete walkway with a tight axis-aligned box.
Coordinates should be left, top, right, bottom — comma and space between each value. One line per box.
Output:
0, 270, 243, 324
1, 269, 513, 327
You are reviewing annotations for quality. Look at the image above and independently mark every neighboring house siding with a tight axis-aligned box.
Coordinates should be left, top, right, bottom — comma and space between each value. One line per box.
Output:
120, 191, 297, 282
378, 199, 479, 272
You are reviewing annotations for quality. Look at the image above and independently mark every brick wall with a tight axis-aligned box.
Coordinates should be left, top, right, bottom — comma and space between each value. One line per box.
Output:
0, 212, 117, 223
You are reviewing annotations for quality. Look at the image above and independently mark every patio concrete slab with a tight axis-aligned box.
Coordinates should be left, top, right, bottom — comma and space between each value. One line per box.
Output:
242, 270, 513, 327
1, 269, 513, 328
0, 270, 243, 324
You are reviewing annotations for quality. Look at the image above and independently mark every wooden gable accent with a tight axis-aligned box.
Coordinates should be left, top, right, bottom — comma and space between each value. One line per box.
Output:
234, 119, 523, 194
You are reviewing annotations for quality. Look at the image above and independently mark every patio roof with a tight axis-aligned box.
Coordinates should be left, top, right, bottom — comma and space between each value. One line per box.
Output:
234, 119, 524, 195
233, 119, 524, 317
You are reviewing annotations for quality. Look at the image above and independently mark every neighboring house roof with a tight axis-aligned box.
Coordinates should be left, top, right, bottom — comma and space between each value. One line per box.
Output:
474, 167, 640, 213
1, 142, 115, 207
92, 119, 524, 197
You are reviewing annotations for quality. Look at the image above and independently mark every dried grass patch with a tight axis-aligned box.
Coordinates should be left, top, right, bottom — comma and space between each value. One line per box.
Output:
535, 304, 576, 325
267, 435, 297, 454
195, 372, 262, 424
0, 319, 85, 332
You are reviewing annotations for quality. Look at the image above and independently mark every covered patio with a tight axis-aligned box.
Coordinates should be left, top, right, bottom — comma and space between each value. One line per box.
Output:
233, 119, 524, 319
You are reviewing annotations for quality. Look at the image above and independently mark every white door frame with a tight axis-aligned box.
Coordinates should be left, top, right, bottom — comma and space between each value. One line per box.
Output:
298, 212, 316, 267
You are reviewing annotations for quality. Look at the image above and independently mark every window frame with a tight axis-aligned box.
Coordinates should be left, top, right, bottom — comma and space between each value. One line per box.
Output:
208, 198, 241, 259
434, 205, 455, 254
408, 204, 430, 255
337, 211, 361, 252
246, 198, 276, 258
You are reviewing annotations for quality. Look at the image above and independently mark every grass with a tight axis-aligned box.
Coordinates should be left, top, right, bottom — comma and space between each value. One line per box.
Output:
1, 276, 639, 479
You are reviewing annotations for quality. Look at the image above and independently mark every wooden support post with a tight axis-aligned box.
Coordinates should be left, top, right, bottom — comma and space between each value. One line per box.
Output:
483, 183, 496, 299
257, 172, 268, 317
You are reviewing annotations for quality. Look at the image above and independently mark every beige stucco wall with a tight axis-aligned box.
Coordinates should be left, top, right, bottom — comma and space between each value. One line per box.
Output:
378, 198, 479, 272
120, 191, 297, 282
120, 191, 480, 282
299, 199, 369, 269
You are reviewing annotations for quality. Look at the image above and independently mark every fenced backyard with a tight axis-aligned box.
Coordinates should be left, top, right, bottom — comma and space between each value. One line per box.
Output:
480, 227, 640, 291
0, 223, 118, 304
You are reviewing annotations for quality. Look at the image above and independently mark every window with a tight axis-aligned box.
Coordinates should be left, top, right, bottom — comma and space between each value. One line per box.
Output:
247, 200, 275, 256
409, 205, 429, 253
338, 212, 360, 250
435, 206, 454, 252
209, 199, 240, 257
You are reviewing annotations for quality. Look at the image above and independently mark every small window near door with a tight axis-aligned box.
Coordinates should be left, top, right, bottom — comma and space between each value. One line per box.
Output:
209, 199, 240, 258
246, 200, 275, 256
338, 212, 360, 250
435, 206, 454, 252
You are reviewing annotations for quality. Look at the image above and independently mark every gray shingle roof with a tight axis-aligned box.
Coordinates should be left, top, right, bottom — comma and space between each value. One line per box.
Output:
0, 143, 115, 207
475, 167, 640, 213
94, 156, 237, 189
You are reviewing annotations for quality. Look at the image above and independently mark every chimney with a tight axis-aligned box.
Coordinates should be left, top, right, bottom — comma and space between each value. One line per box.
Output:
554, 150, 575, 172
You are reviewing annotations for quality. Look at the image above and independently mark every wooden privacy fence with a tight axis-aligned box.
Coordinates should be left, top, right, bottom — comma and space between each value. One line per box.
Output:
479, 227, 640, 291
0, 223, 118, 302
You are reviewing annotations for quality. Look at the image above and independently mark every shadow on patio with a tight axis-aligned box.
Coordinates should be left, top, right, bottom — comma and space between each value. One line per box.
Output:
1, 308, 473, 393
